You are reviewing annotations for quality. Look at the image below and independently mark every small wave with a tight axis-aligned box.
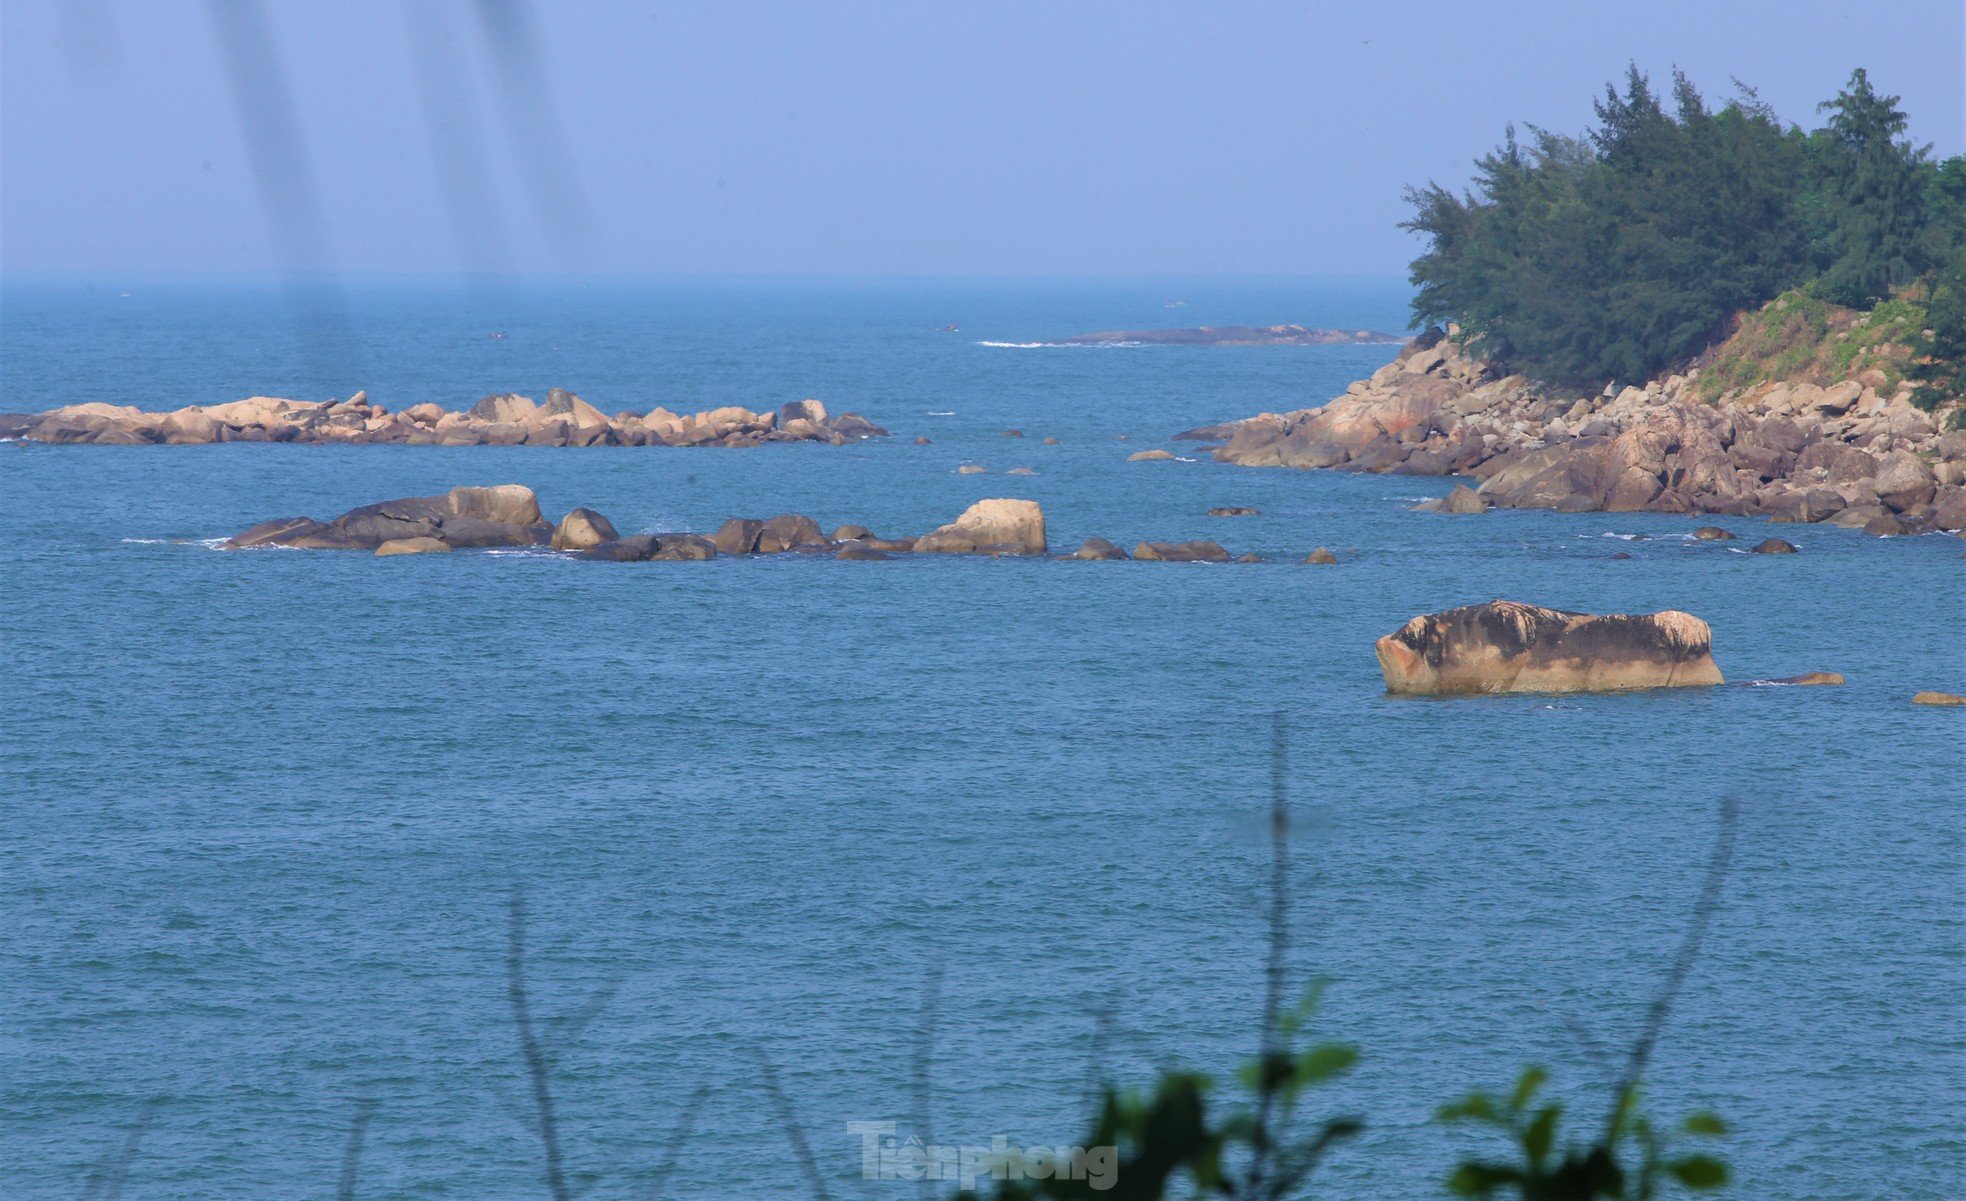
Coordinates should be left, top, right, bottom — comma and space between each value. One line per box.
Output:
925, 410, 956, 416
1598, 532, 1651, 541
974, 340, 1144, 349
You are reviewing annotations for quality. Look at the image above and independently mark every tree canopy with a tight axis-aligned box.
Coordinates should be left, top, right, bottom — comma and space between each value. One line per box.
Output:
1404, 67, 1965, 394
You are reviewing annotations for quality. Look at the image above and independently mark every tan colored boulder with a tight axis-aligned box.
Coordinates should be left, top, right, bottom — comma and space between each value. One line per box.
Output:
449, 485, 542, 526
161, 407, 220, 444
956, 464, 987, 475
376, 536, 452, 556
1375, 600, 1724, 695
1872, 451, 1937, 512
1912, 691, 1965, 706
830, 524, 873, 542
1304, 547, 1338, 564
1770, 672, 1844, 686
713, 518, 765, 555
1128, 449, 1177, 461
914, 498, 1047, 556
404, 402, 447, 425
552, 507, 619, 551
779, 399, 828, 427
1437, 483, 1488, 515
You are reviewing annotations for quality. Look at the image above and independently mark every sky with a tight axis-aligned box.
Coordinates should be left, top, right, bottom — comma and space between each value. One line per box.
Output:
1, 0, 1962, 279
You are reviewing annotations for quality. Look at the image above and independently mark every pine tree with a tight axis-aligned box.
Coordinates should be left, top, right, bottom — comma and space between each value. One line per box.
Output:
1812, 68, 1930, 306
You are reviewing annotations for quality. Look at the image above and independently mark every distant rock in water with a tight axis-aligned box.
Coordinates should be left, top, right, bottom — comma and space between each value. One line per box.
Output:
1375, 599, 1724, 695
1912, 690, 1966, 706
227, 485, 550, 551
1051, 325, 1400, 347
13, 391, 886, 448
914, 499, 1048, 556
1132, 540, 1231, 562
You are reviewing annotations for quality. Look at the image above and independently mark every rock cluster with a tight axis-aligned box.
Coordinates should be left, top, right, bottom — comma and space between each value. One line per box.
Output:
1190, 338, 1965, 532
6, 391, 885, 448
1375, 599, 1725, 695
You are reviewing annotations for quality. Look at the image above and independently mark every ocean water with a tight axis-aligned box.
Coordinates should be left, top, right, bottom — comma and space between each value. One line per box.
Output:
1, 278, 1961, 1200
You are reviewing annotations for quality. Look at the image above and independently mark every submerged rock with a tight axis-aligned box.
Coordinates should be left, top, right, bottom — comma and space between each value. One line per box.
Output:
1071, 538, 1128, 561
375, 536, 452, 556
1132, 540, 1231, 562
1127, 449, 1177, 462
1692, 526, 1736, 541
1751, 537, 1800, 554
1375, 599, 1724, 695
1303, 547, 1338, 564
1912, 690, 1965, 706
914, 499, 1047, 556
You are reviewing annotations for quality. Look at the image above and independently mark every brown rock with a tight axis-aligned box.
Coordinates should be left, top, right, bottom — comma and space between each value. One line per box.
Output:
650, 534, 718, 560
1303, 547, 1338, 564
1691, 526, 1736, 541
1132, 540, 1231, 562
1912, 691, 1966, 706
1872, 451, 1938, 512
1862, 513, 1910, 537
756, 514, 826, 553
957, 464, 987, 475
835, 541, 890, 561
1128, 449, 1176, 462
1071, 538, 1127, 561
1206, 507, 1260, 517
1751, 538, 1799, 554
552, 508, 619, 551
713, 518, 765, 555
1769, 672, 1843, 686
1375, 600, 1724, 695
830, 524, 873, 542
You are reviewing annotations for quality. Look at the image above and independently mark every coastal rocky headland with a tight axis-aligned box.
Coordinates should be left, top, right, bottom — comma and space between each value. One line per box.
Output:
1, 390, 885, 448
1050, 324, 1399, 347
1184, 334, 1966, 533
1376, 600, 1725, 695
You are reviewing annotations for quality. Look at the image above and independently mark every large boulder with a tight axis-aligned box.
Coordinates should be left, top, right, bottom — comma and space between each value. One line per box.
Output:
1072, 537, 1128, 560
1872, 451, 1937, 512
552, 507, 619, 551
913, 499, 1047, 556
755, 514, 826, 553
1375, 599, 1724, 695
713, 518, 765, 555
226, 485, 549, 550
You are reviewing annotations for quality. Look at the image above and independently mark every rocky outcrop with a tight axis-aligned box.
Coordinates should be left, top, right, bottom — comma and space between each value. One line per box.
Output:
226, 484, 550, 550
1190, 336, 1964, 530
1375, 600, 1724, 695
12, 390, 887, 448
914, 499, 1047, 556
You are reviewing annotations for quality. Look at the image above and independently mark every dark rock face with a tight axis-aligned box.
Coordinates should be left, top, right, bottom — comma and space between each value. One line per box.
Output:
1375, 600, 1724, 695
651, 534, 718, 560
835, 542, 890, 560
1132, 540, 1231, 562
225, 485, 549, 550
1692, 526, 1735, 541
1751, 537, 1800, 554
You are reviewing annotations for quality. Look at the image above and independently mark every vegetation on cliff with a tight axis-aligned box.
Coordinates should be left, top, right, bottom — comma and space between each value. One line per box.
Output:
1403, 67, 1964, 404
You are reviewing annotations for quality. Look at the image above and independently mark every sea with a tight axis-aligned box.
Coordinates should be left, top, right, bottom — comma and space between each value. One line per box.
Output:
2, 276, 1960, 1199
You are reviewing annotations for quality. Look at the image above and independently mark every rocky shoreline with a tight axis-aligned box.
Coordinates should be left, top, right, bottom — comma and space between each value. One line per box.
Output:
1183, 336, 1966, 535
1, 390, 885, 448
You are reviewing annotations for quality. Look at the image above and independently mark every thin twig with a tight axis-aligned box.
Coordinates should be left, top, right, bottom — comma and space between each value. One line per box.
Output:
912, 961, 944, 1201
79, 1098, 163, 1201
1246, 710, 1292, 1196
1617, 796, 1740, 1100
509, 887, 571, 1201
748, 1045, 831, 1201
336, 1097, 380, 1201
643, 1083, 711, 1201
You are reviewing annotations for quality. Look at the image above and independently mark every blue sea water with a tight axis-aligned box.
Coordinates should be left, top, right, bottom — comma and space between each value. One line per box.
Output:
1, 277, 1961, 1200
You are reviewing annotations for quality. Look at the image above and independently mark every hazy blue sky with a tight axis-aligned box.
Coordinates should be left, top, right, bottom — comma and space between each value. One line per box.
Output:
3, 0, 1961, 277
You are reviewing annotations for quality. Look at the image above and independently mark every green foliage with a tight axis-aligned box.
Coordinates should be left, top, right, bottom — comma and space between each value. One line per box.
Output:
1406, 66, 1961, 392
973, 986, 1362, 1201
1695, 288, 1925, 401
1439, 1068, 1728, 1200
1908, 248, 1966, 408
